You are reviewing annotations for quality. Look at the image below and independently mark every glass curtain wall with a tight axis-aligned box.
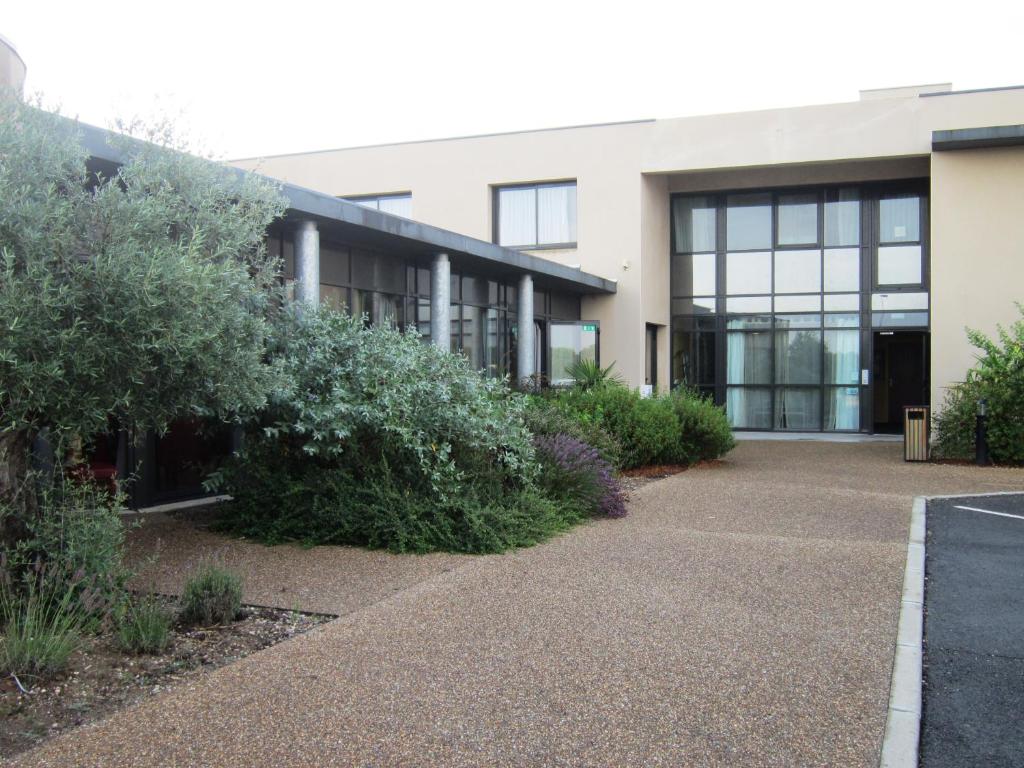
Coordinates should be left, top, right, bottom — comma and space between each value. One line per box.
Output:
670, 185, 927, 432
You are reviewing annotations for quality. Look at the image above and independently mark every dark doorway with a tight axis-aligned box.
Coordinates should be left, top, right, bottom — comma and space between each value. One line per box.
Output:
872, 331, 929, 434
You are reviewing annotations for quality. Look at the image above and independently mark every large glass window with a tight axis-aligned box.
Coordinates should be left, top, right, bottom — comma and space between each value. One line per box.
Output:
825, 188, 860, 246
775, 330, 821, 384
671, 253, 716, 297
777, 193, 818, 246
824, 248, 860, 292
496, 181, 577, 248
774, 250, 821, 294
670, 185, 926, 432
726, 193, 772, 250
775, 389, 821, 430
879, 194, 920, 243
727, 332, 771, 384
877, 245, 923, 286
727, 388, 772, 429
727, 251, 772, 294
672, 196, 716, 252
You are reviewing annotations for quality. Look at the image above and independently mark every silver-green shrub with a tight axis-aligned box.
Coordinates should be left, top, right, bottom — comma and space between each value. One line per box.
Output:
0, 95, 286, 547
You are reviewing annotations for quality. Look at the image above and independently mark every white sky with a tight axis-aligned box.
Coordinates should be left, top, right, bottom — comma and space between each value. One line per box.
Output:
6, 0, 1024, 159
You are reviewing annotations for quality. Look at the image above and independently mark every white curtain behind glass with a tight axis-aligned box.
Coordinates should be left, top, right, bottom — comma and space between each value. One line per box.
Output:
826, 329, 859, 429
498, 188, 535, 247
726, 334, 746, 426
880, 195, 920, 242
538, 185, 577, 245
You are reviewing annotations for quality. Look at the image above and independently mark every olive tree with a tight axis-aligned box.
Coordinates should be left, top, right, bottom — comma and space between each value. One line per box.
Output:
0, 97, 286, 545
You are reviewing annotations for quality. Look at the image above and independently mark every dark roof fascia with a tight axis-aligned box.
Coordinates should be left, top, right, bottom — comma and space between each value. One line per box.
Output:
76, 120, 616, 295
932, 124, 1024, 152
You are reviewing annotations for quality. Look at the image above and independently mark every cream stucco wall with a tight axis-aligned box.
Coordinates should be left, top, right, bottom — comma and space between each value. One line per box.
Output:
930, 146, 1024, 411
234, 87, 1024, 390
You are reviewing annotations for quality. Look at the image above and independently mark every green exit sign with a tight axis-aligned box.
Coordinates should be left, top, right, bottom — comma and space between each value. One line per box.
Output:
581, 323, 597, 332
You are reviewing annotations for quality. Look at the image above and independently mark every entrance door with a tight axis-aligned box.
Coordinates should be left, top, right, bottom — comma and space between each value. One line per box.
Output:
872, 331, 929, 433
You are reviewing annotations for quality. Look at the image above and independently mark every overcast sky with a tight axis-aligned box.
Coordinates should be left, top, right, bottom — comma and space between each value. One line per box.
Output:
6, 1, 1023, 159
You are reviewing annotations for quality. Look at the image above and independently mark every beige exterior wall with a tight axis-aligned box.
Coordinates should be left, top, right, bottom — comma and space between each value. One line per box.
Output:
930, 146, 1024, 411
234, 87, 1024, 394
0, 35, 26, 95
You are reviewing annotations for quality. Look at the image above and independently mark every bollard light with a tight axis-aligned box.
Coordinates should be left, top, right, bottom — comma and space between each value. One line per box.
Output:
976, 398, 990, 466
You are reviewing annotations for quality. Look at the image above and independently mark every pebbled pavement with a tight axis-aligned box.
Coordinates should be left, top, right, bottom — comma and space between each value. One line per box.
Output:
11, 442, 1024, 767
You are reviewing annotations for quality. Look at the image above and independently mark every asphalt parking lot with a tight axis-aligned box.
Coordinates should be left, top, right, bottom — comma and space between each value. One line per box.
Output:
923, 493, 1024, 768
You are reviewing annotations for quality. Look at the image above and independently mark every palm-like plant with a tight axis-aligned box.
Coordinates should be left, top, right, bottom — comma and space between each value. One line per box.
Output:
565, 359, 623, 390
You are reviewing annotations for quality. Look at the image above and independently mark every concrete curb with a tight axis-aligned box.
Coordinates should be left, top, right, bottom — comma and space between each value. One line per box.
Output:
879, 496, 926, 768
120, 494, 232, 516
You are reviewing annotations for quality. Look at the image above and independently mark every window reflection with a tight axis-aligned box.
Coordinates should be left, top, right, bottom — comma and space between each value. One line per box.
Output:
726, 193, 772, 250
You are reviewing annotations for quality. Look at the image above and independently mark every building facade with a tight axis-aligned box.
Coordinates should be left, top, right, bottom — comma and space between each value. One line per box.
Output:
233, 83, 1024, 433
79, 121, 614, 506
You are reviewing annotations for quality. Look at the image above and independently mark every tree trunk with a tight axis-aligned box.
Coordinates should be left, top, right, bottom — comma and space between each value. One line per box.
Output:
0, 428, 37, 551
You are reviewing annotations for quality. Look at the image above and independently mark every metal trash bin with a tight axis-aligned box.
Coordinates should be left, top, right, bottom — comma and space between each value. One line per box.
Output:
904, 406, 930, 462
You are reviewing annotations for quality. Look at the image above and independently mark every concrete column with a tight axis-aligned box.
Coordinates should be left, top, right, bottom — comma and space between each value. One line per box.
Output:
294, 219, 320, 309
517, 273, 535, 384
429, 253, 451, 350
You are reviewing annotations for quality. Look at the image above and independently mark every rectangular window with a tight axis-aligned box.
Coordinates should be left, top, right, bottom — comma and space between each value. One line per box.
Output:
671, 253, 716, 296
727, 388, 772, 429
824, 248, 860, 292
825, 188, 860, 247
726, 193, 772, 250
344, 193, 412, 218
777, 193, 818, 246
879, 194, 920, 243
496, 181, 577, 248
673, 196, 717, 252
775, 330, 822, 385
774, 250, 821, 294
877, 245, 923, 286
727, 251, 772, 294
669, 185, 925, 433
727, 332, 771, 384
775, 389, 821, 430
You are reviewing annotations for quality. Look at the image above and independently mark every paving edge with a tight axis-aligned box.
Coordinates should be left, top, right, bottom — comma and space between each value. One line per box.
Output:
879, 495, 926, 768
120, 494, 232, 516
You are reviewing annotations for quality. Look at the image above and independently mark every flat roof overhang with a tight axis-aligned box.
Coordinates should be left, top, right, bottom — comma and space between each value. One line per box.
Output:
932, 124, 1024, 152
77, 120, 616, 297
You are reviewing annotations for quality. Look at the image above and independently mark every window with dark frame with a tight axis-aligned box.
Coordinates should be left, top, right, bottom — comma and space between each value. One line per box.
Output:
669, 183, 929, 433
342, 193, 412, 218
494, 181, 577, 249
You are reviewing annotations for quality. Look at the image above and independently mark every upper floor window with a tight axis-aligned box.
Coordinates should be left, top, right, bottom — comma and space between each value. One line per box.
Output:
344, 193, 412, 218
495, 181, 577, 249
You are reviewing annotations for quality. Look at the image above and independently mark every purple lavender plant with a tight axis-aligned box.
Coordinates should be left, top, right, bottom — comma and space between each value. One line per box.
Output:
533, 433, 627, 518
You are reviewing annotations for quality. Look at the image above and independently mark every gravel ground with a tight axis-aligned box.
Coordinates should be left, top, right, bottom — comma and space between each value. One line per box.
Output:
10, 441, 1024, 767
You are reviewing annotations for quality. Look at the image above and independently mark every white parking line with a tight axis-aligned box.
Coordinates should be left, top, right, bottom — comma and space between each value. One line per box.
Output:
954, 505, 1024, 521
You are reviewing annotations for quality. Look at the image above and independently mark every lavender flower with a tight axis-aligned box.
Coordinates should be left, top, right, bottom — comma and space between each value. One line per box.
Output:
534, 433, 627, 518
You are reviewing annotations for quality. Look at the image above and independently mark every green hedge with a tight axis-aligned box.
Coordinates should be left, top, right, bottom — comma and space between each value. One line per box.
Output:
535, 386, 734, 470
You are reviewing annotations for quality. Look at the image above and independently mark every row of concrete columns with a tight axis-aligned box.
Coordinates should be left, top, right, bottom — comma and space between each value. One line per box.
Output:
292, 221, 536, 381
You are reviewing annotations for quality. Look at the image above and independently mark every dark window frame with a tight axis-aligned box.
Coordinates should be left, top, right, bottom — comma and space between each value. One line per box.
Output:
669, 181, 928, 433
492, 180, 578, 250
